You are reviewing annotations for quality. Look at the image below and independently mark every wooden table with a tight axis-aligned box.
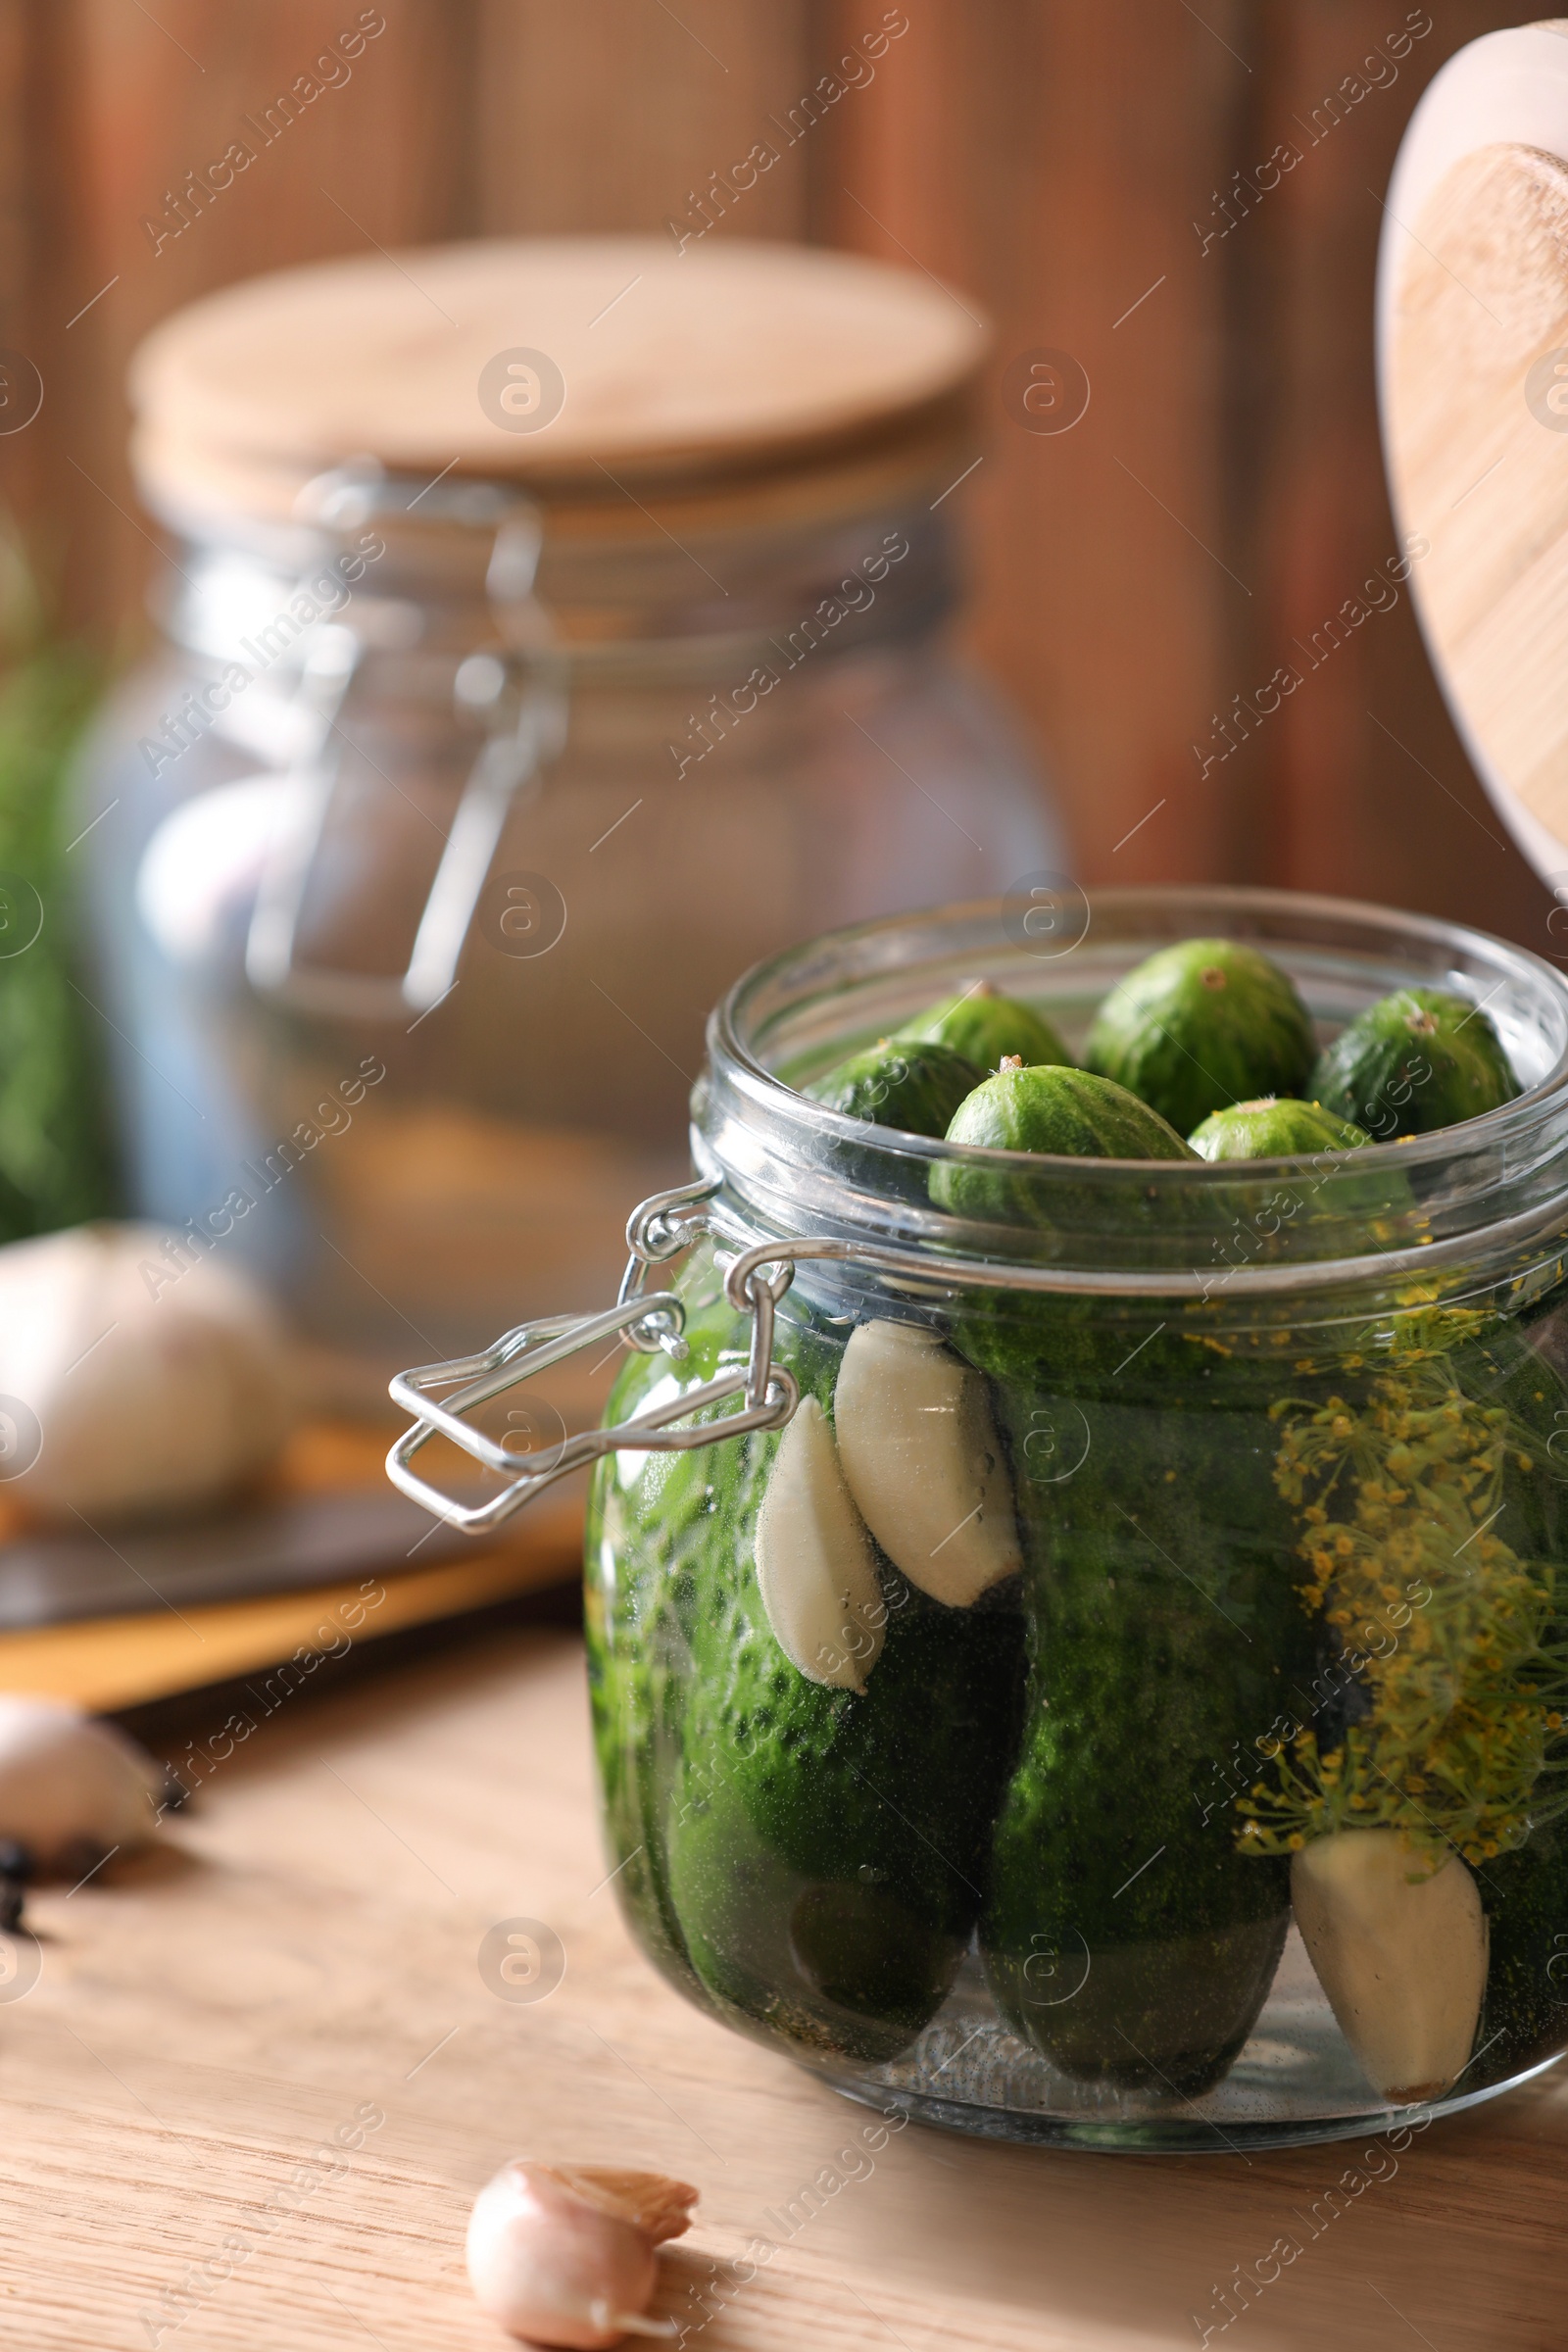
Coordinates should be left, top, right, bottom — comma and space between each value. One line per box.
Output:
6, 1626, 1565, 2351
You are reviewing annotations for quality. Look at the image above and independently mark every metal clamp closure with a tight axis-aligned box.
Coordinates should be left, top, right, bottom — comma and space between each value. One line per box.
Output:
245, 462, 566, 1021
385, 1178, 800, 1532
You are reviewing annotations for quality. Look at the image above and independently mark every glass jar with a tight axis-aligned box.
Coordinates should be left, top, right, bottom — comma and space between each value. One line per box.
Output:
74, 466, 1057, 1412
393, 885, 1568, 2150
72, 237, 1061, 1407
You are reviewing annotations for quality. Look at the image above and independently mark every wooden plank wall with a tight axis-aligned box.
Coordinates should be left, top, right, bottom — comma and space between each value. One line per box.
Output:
0, 0, 1554, 947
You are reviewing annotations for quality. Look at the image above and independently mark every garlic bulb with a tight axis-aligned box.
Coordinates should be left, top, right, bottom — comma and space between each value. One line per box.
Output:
755, 1397, 885, 1690
834, 1319, 1020, 1608
0, 1223, 295, 1520
466, 2161, 696, 2348
0, 1696, 164, 1868
1292, 1830, 1489, 2102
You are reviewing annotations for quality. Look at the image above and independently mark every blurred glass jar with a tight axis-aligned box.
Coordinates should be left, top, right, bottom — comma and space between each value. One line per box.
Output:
74, 238, 1063, 1405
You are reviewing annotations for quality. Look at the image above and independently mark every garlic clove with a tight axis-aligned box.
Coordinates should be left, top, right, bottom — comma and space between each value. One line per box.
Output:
755, 1396, 885, 1691
1291, 1829, 1489, 2102
466, 2160, 695, 2347
833, 1319, 1021, 1608
0, 1695, 164, 1871
0, 1222, 296, 1523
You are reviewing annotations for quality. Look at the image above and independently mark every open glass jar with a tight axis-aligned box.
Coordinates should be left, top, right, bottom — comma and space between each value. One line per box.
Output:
392, 885, 1568, 2150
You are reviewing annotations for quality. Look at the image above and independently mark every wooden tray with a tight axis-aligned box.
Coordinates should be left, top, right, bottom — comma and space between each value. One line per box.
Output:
5, 1624, 1564, 2350
0, 1421, 580, 1709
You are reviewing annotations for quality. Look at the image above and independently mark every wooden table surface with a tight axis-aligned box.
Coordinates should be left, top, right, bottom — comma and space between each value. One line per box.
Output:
7, 1626, 1566, 2352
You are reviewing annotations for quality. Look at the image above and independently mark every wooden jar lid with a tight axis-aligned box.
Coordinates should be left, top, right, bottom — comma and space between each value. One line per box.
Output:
130, 234, 989, 540
1379, 20, 1568, 877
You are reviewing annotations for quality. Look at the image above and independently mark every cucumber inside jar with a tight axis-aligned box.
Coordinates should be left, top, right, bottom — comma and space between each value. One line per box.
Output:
954, 1306, 1306, 2094
589, 1271, 1025, 2065
1084, 937, 1317, 1137
665, 1556, 1023, 2062
892, 979, 1074, 1076
1310, 986, 1519, 1136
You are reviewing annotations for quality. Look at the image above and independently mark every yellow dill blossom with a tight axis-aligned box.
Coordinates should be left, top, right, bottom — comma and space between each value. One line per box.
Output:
1238, 1312, 1568, 1867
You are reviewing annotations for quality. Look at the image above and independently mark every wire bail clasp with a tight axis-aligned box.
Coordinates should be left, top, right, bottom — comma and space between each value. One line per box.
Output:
245, 460, 566, 1021
385, 1178, 800, 1532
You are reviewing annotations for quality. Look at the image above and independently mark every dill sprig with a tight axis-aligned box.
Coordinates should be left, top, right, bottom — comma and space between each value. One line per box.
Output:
1237, 1317, 1568, 1866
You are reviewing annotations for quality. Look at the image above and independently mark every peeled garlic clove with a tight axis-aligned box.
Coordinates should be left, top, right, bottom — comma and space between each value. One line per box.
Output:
0, 1222, 296, 1522
466, 2160, 695, 2348
834, 1319, 1020, 1608
755, 1396, 885, 1691
0, 1696, 164, 1869
1292, 1829, 1488, 2102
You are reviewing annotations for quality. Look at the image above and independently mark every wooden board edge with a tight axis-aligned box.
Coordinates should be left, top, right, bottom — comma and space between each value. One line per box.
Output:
0, 1501, 583, 1710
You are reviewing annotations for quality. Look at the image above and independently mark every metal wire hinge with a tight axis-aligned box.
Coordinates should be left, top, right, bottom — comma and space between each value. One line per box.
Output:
385, 1179, 801, 1532
246, 462, 567, 1021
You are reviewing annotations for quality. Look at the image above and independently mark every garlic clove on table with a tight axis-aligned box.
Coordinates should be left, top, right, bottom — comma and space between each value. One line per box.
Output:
0, 1696, 164, 1871
0, 1222, 296, 1521
755, 1396, 885, 1690
1291, 1829, 1489, 2102
466, 2160, 696, 2348
833, 1318, 1021, 1608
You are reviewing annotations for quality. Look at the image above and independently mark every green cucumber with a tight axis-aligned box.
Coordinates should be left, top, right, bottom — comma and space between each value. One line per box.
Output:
1187, 1099, 1372, 1160
587, 1263, 1024, 2064
668, 1556, 1022, 2061
806, 1038, 981, 1137
587, 1329, 736, 2016
1085, 938, 1316, 1138
966, 1313, 1301, 2093
930, 1063, 1194, 1229
937, 1078, 1303, 2093
1237, 1291, 1568, 2098
1447, 1302, 1568, 2079
1188, 1098, 1409, 1231
944, 1063, 1194, 1161
1310, 987, 1519, 1136
894, 981, 1073, 1075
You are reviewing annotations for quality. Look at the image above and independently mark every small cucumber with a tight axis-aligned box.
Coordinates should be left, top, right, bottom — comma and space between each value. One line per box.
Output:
972, 1336, 1299, 2095
931, 1063, 1194, 1230
1086, 938, 1316, 1137
1310, 987, 1518, 1136
1187, 1098, 1371, 1159
941, 1077, 1302, 2094
589, 1268, 1024, 2066
895, 981, 1073, 1075
807, 1038, 982, 1137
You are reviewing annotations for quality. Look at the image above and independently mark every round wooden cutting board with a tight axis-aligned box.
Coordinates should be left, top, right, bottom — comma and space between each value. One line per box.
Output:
1380, 19, 1568, 882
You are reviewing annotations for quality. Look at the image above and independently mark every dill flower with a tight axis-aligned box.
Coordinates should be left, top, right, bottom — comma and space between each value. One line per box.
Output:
1238, 1311, 1568, 1867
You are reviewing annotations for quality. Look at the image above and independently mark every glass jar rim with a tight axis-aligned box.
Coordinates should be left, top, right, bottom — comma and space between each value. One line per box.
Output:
694, 885, 1568, 1300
